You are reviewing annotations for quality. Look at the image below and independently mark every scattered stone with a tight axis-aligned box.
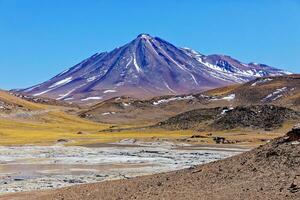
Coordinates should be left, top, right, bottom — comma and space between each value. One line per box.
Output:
57, 139, 69, 143
213, 137, 226, 144
286, 125, 300, 142
13, 178, 24, 181
191, 134, 207, 139
76, 131, 89, 135
288, 183, 300, 193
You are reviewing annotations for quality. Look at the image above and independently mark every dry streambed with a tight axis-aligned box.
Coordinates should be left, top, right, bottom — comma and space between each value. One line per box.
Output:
0, 141, 246, 194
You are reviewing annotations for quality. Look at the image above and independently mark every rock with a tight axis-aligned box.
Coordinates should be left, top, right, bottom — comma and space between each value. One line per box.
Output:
288, 183, 300, 193
118, 138, 137, 144
76, 131, 89, 135
57, 139, 69, 143
191, 134, 207, 138
286, 125, 300, 142
213, 137, 226, 144
13, 178, 24, 181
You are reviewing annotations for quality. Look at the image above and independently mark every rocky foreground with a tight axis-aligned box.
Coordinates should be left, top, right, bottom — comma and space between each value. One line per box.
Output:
1, 126, 300, 200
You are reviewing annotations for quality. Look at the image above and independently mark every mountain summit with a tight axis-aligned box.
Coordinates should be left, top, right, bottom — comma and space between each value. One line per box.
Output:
20, 34, 290, 103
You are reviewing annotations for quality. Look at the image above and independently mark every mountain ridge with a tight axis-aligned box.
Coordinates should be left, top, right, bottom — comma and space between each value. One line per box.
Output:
19, 34, 290, 103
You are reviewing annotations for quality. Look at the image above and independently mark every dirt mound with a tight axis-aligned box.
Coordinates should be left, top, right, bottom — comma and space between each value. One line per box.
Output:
157, 107, 223, 130
157, 105, 299, 131
213, 105, 300, 130
3, 127, 300, 200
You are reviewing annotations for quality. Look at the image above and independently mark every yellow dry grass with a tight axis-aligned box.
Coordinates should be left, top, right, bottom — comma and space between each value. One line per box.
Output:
0, 112, 196, 146
0, 90, 293, 147
204, 84, 240, 96
0, 90, 44, 110
0, 113, 291, 147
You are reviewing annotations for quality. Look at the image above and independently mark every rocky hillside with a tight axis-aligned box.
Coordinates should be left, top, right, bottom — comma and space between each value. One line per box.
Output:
157, 105, 300, 131
0, 90, 43, 113
78, 75, 299, 125
205, 74, 300, 107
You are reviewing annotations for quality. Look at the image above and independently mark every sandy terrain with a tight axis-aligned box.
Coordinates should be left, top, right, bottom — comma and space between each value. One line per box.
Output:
2, 127, 299, 200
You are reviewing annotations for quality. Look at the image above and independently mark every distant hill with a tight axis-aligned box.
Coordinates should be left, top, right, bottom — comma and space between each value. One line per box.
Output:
79, 75, 300, 125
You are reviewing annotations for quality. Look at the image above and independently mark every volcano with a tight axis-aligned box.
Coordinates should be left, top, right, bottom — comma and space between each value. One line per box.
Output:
20, 34, 290, 103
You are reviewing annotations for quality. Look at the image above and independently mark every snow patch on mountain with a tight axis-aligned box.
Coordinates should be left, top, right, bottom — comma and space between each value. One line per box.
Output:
222, 94, 236, 101
56, 83, 86, 100
101, 112, 116, 116
87, 76, 97, 82
210, 94, 236, 101
251, 78, 273, 86
56, 89, 76, 100
103, 90, 117, 93
133, 53, 142, 73
81, 97, 103, 101
262, 87, 288, 102
153, 95, 194, 105
49, 77, 72, 89
33, 88, 54, 96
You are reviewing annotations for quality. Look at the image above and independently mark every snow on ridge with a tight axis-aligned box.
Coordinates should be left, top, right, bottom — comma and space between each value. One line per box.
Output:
122, 102, 130, 107
56, 89, 76, 100
87, 76, 97, 82
181, 47, 285, 83
49, 77, 72, 89
182, 49, 245, 82
139, 34, 152, 40
153, 95, 194, 105
221, 107, 234, 115
158, 45, 198, 85
56, 83, 86, 100
133, 53, 142, 73
103, 90, 117, 93
101, 112, 116, 116
126, 56, 133, 68
57, 68, 71, 76
280, 70, 293, 75
221, 94, 236, 101
81, 97, 103, 101
115, 82, 125, 87
262, 87, 288, 102
24, 84, 42, 93
210, 94, 236, 101
33, 88, 54, 96
251, 78, 273, 86
163, 81, 176, 93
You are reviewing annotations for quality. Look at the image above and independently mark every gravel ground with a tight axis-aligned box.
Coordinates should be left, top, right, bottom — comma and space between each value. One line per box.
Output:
0, 141, 244, 194
2, 128, 299, 200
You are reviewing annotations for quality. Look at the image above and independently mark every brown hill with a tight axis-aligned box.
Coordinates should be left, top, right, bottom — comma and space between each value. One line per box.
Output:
79, 75, 300, 125
157, 105, 300, 131
205, 74, 300, 107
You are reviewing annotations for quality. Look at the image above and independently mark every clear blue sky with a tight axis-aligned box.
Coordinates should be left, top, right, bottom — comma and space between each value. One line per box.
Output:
0, 0, 299, 89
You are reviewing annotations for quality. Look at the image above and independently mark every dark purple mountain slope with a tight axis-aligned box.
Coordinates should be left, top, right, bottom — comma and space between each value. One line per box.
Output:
20, 34, 290, 103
